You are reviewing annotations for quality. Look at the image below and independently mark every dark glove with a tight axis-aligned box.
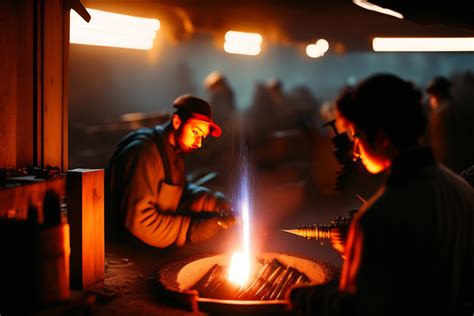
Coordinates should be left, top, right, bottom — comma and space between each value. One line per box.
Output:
187, 208, 236, 243
214, 191, 232, 213
181, 185, 232, 214
215, 207, 237, 229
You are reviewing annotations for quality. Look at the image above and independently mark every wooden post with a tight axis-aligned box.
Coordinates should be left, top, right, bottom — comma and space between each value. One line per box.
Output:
0, 0, 69, 171
67, 169, 104, 290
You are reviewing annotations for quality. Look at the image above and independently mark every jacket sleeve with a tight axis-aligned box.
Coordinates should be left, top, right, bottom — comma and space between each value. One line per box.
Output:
339, 204, 398, 314
288, 213, 368, 316
120, 140, 191, 248
339, 214, 365, 294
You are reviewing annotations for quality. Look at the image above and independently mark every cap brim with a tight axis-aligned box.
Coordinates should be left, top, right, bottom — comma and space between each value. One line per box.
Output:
189, 113, 222, 138
209, 122, 222, 137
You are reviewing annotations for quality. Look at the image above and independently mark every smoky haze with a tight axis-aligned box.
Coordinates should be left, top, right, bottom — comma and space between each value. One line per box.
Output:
68, 34, 474, 268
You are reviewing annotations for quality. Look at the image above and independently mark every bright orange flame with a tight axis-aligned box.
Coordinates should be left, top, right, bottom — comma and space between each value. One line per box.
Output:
228, 252, 250, 286
373, 37, 474, 52
223, 31, 262, 56
70, 8, 160, 50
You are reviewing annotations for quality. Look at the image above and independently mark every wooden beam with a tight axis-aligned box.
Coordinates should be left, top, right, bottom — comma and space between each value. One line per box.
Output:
67, 169, 105, 290
0, 0, 19, 168
42, 0, 64, 169
16, 0, 34, 168
0, 0, 69, 171
62, 2, 70, 172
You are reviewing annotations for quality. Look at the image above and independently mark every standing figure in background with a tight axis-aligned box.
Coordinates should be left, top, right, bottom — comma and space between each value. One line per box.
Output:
426, 75, 452, 111
426, 75, 474, 173
105, 95, 235, 248
199, 72, 240, 193
204, 71, 237, 127
289, 74, 474, 316
425, 76, 455, 170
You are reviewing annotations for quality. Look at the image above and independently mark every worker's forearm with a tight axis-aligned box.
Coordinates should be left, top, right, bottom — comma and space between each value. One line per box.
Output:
125, 205, 191, 247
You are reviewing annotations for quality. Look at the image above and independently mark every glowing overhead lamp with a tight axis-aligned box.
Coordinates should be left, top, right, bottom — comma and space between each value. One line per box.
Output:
306, 44, 323, 58
225, 31, 263, 44
316, 39, 329, 52
373, 37, 474, 52
224, 31, 262, 56
224, 42, 261, 56
70, 8, 160, 50
306, 39, 329, 58
352, 0, 404, 19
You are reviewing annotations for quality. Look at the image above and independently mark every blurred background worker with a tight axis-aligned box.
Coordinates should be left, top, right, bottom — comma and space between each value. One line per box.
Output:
105, 95, 235, 248
289, 74, 474, 316
425, 74, 474, 174
426, 75, 452, 111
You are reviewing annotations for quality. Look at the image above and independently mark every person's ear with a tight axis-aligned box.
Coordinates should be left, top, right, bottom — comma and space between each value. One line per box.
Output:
172, 114, 182, 130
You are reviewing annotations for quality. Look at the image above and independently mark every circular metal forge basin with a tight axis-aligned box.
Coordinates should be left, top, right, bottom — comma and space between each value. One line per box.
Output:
158, 252, 338, 315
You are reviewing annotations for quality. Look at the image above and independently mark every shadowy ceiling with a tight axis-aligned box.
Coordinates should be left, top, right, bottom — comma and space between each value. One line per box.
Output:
82, 0, 474, 51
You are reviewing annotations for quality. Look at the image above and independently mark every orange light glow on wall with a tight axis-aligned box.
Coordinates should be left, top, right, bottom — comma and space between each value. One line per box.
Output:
373, 37, 474, 52
224, 31, 262, 56
70, 8, 160, 50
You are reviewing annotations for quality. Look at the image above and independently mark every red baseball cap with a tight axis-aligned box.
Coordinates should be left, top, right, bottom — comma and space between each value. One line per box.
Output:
172, 95, 222, 137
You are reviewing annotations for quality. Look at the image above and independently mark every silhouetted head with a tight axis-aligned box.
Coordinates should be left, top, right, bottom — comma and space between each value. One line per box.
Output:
336, 74, 427, 173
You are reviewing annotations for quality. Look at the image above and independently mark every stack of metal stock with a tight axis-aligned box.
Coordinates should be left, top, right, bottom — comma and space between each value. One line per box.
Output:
191, 259, 310, 300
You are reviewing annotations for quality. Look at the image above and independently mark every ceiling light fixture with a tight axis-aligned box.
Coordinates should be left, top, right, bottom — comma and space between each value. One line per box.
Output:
70, 8, 160, 50
306, 39, 329, 58
223, 31, 262, 56
353, 0, 404, 19
373, 37, 474, 52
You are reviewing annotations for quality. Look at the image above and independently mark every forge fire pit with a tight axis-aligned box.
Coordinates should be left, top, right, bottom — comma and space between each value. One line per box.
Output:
158, 252, 338, 315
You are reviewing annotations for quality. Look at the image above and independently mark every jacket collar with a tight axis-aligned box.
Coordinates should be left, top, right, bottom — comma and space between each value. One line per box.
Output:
387, 146, 436, 185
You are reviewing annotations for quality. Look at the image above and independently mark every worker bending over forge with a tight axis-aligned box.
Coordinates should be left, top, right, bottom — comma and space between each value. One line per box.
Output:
105, 95, 235, 248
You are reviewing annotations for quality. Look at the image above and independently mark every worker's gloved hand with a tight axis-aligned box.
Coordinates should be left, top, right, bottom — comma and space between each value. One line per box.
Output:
214, 192, 232, 213
216, 207, 237, 229
181, 185, 233, 214
187, 206, 236, 243
188, 217, 227, 243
